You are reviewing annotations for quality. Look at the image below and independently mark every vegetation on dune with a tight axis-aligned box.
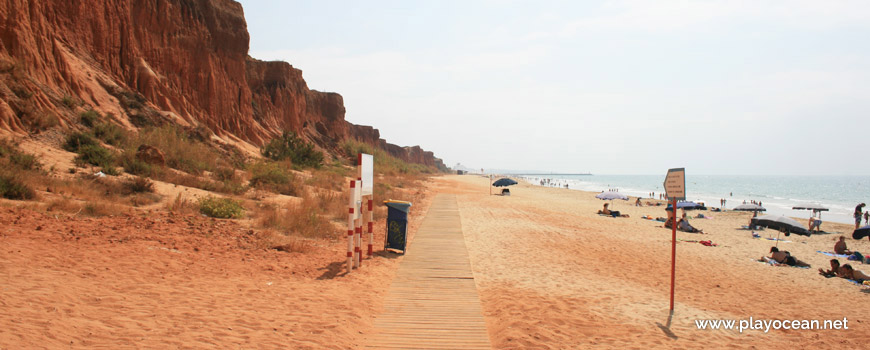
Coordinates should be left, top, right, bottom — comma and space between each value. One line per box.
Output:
0, 105, 434, 248
198, 196, 245, 219
0, 139, 38, 200
341, 140, 434, 176
261, 131, 324, 169
248, 161, 300, 196
0, 172, 35, 200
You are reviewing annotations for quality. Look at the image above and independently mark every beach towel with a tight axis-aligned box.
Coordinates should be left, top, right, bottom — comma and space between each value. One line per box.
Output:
765, 238, 791, 242
678, 239, 718, 246
817, 251, 851, 259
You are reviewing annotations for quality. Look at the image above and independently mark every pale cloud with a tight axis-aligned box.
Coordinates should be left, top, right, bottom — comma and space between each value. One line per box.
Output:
517, 0, 870, 42
241, 0, 870, 174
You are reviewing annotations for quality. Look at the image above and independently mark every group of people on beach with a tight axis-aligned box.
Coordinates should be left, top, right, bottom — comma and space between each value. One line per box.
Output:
663, 210, 704, 234
817, 236, 870, 282
758, 234, 870, 284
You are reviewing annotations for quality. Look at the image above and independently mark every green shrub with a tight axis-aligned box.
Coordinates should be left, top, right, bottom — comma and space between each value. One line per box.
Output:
101, 165, 120, 176
0, 173, 35, 200
92, 122, 126, 146
79, 110, 101, 128
25, 113, 59, 132
9, 152, 41, 170
63, 132, 99, 152
74, 144, 114, 167
198, 196, 244, 219
119, 152, 155, 177
123, 176, 155, 194
248, 161, 300, 196
61, 95, 77, 109
213, 167, 236, 182
138, 125, 221, 174
261, 131, 324, 169
0, 140, 10, 158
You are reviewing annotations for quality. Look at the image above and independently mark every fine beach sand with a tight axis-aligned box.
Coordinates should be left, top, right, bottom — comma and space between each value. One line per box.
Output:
2, 174, 869, 349
0, 192, 435, 350
437, 175, 870, 349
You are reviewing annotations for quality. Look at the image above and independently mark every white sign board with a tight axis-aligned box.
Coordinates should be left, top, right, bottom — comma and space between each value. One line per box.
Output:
360, 153, 373, 196
354, 184, 362, 219
663, 168, 686, 201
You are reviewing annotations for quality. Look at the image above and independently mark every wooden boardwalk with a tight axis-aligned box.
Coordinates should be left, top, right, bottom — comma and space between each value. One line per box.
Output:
366, 194, 492, 350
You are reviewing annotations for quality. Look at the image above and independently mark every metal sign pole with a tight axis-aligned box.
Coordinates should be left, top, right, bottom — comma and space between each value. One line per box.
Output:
663, 167, 685, 312
671, 199, 677, 312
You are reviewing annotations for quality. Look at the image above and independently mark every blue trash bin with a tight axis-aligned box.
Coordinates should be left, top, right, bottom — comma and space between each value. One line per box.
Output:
384, 200, 412, 253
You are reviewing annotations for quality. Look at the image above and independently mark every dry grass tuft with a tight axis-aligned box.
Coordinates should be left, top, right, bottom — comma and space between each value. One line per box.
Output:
165, 193, 197, 215
253, 195, 337, 239
254, 229, 314, 253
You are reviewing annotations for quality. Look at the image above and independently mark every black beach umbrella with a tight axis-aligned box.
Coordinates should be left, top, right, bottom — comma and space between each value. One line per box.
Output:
751, 215, 810, 237
665, 201, 706, 212
853, 225, 870, 240
733, 204, 766, 212
792, 204, 829, 212
492, 178, 518, 187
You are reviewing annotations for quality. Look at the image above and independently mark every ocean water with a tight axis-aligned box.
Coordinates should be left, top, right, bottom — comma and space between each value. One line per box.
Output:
517, 175, 870, 225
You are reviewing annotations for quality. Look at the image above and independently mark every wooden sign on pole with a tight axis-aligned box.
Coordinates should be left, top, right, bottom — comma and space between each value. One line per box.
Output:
663, 168, 686, 201
663, 167, 685, 312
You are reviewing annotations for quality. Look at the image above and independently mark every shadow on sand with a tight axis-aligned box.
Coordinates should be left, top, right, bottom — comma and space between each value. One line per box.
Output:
316, 251, 404, 280
655, 310, 678, 340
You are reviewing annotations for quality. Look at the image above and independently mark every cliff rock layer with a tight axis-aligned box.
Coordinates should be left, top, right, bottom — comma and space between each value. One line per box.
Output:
0, 0, 444, 169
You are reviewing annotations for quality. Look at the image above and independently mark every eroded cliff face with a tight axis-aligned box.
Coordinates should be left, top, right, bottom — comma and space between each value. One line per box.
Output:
0, 0, 443, 169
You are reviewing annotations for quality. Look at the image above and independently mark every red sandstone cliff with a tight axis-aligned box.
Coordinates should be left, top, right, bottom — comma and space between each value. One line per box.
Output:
0, 0, 444, 169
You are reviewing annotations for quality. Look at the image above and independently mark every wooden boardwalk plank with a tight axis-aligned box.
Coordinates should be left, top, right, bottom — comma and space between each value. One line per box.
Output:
366, 194, 492, 350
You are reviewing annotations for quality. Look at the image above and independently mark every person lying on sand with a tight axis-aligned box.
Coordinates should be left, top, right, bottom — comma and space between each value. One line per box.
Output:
818, 259, 848, 278
598, 203, 629, 218
762, 247, 811, 267
677, 213, 705, 234
834, 236, 853, 255
841, 265, 870, 283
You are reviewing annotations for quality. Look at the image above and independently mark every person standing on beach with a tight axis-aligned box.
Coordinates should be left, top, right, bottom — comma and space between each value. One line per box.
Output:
855, 203, 866, 230
864, 211, 869, 226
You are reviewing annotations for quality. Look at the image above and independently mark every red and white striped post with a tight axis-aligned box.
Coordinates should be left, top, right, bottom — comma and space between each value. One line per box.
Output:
367, 196, 374, 258
355, 212, 362, 267
355, 154, 363, 267
347, 180, 356, 274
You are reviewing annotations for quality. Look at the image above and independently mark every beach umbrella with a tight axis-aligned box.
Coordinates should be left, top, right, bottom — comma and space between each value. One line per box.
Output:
492, 178, 518, 187
853, 225, 870, 240
733, 204, 766, 212
792, 203, 829, 226
665, 201, 706, 212
595, 192, 629, 200
751, 215, 810, 237
792, 204, 829, 212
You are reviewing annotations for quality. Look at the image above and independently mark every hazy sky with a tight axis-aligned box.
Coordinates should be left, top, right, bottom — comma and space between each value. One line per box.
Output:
237, 0, 870, 175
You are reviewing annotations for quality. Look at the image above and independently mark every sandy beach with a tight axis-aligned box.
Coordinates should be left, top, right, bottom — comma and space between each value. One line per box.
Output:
439, 175, 869, 349
2, 174, 869, 349
0, 191, 435, 350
